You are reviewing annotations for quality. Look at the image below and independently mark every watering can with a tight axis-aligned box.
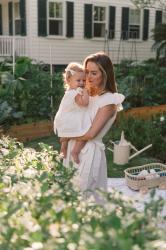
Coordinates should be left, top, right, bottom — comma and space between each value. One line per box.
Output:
107, 131, 152, 165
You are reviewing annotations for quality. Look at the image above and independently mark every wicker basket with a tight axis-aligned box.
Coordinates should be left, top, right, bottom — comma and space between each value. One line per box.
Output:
124, 163, 166, 191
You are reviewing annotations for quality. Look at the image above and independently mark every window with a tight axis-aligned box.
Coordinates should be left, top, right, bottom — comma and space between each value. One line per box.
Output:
93, 6, 106, 38
14, 2, 21, 35
48, 1, 63, 36
129, 9, 140, 39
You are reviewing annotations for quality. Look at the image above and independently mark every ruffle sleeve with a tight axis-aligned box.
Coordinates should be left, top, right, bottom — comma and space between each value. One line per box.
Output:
98, 92, 125, 111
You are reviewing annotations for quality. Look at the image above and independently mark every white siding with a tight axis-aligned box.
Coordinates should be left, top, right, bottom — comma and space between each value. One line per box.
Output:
2, 2, 9, 35
0, 0, 159, 64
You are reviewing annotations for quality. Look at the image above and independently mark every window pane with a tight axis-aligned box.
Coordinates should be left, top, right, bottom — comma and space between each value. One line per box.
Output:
56, 3, 62, 18
49, 2, 62, 18
49, 20, 63, 35
94, 6, 105, 21
99, 7, 105, 21
14, 2, 20, 19
94, 23, 105, 37
49, 2, 55, 17
129, 25, 140, 38
94, 7, 99, 21
129, 9, 140, 25
15, 20, 21, 35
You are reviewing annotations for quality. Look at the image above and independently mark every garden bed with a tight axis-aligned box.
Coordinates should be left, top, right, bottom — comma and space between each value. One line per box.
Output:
124, 104, 166, 119
1, 105, 166, 142
0, 120, 54, 142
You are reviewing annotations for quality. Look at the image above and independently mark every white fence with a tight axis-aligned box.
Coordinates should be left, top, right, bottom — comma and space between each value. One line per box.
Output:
0, 36, 26, 57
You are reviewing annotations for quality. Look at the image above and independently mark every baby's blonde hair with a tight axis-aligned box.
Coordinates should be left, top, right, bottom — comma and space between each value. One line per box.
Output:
63, 62, 84, 85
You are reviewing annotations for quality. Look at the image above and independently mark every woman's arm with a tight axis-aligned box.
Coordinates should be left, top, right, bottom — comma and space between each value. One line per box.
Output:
77, 104, 117, 141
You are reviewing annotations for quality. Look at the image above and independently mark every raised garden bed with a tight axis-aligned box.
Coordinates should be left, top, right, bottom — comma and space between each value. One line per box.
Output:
0, 120, 53, 142
124, 104, 166, 119
1, 105, 166, 142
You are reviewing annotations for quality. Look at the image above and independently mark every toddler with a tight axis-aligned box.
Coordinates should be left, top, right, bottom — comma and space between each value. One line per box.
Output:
54, 62, 91, 164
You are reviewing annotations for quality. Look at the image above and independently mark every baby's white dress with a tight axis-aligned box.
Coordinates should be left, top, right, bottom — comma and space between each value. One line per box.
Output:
54, 87, 92, 137
63, 92, 125, 201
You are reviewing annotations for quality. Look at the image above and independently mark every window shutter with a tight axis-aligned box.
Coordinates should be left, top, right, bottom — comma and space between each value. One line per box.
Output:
155, 10, 162, 25
20, 0, 26, 36
143, 9, 149, 40
84, 4, 92, 38
66, 2, 74, 37
121, 7, 129, 40
8, 2, 13, 35
0, 4, 2, 35
38, 0, 47, 36
109, 6, 116, 39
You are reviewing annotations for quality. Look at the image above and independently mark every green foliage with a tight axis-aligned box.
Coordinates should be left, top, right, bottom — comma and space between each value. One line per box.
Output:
0, 57, 64, 126
116, 60, 166, 108
0, 136, 165, 249
130, 0, 166, 10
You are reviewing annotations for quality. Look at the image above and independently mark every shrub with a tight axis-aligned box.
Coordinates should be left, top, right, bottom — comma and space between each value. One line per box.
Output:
0, 136, 165, 249
106, 115, 166, 162
116, 60, 166, 108
0, 57, 64, 126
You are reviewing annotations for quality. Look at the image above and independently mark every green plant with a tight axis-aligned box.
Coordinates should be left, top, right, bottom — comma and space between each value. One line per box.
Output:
106, 115, 166, 162
116, 60, 166, 107
0, 57, 64, 126
0, 136, 165, 249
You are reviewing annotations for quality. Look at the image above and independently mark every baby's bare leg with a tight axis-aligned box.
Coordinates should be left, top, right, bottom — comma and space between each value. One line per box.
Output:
71, 141, 86, 164
60, 140, 68, 158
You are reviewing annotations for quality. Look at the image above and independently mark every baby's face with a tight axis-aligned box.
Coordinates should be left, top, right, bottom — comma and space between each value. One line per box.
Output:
69, 72, 85, 89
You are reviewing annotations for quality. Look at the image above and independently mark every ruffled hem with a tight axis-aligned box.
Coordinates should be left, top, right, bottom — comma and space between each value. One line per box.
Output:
99, 92, 125, 111
55, 124, 91, 137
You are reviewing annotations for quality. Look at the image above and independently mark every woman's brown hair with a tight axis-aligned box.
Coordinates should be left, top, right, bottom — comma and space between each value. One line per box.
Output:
84, 51, 117, 93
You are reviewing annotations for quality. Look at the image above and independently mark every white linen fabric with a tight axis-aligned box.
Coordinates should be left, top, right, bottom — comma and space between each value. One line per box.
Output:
54, 87, 92, 137
63, 92, 125, 199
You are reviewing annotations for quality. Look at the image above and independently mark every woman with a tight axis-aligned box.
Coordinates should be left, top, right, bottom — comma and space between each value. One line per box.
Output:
63, 52, 125, 201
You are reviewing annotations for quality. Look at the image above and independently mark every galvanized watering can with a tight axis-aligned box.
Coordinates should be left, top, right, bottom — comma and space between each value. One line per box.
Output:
107, 131, 152, 165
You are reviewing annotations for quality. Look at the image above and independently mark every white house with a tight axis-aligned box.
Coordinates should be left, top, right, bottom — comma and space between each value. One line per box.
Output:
0, 0, 165, 67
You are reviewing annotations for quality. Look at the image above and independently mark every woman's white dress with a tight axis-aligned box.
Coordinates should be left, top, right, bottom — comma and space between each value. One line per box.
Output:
54, 87, 92, 137
63, 92, 125, 200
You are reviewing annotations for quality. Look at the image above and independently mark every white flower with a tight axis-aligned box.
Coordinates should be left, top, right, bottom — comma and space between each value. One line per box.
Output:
19, 212, 41, 232
0, 148, 9, 156
49, 223, 60, 237
67, 243, 77, 250
23, 168, 38, 178
72, 224, 79, 231
5, 166, 16, 175
12, 182, 32, 196
31, 242, 43, 250
2, 175, 11, 186
160, 116, 165, 122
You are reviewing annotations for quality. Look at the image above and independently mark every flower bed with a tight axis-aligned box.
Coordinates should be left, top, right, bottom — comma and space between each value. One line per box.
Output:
0, 137, 165, 249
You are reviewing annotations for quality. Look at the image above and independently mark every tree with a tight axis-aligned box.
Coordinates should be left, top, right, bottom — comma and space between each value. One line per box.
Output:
130, 0, 166, 10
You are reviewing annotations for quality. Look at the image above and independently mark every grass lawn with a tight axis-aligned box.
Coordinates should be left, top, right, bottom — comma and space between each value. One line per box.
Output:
24, 134, 158, 178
